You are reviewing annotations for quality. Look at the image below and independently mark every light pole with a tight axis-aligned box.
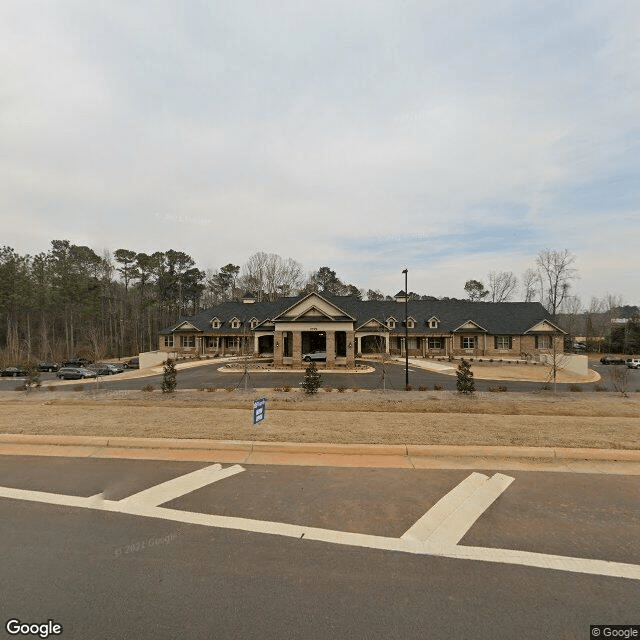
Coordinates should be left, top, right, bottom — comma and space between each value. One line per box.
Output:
402, 268, 409, 389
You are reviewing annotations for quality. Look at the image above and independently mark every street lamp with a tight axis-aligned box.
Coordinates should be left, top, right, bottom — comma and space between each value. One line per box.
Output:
402, 268, 409, 389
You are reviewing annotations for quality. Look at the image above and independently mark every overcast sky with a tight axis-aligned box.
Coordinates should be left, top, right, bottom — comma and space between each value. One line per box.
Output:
1, 1, 638, 304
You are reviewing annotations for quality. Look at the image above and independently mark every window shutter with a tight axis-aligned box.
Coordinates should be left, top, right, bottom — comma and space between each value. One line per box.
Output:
494, 336, 498, 349
534, 335, 538, 349
508, 336, 512, 349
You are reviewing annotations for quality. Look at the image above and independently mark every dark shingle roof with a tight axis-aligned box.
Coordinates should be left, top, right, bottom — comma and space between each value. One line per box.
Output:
160, 294, 557, 335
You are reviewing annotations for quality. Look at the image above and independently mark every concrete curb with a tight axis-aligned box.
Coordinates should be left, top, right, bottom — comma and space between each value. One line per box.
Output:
0, 433, 639, 462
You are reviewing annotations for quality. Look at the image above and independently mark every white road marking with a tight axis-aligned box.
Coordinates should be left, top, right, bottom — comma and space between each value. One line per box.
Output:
414, 473, 514, 549
402, 472, 489, 542
1, 467, 639, 581
119, 463, 244, 507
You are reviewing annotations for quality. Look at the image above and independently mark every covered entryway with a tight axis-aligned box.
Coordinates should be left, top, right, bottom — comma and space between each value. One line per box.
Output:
360, 335, 387, 354
257, 334, 274, 355
301, 331, 326, 354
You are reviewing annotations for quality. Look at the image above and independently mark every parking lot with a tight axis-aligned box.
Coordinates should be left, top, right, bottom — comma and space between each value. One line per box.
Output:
1, 454, 639, 639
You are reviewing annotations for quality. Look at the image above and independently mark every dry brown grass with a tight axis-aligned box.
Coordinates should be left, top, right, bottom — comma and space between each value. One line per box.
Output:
1, 389, 639, 450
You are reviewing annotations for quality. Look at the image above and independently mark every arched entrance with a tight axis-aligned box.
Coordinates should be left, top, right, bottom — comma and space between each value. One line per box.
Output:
360, 334, 387, 354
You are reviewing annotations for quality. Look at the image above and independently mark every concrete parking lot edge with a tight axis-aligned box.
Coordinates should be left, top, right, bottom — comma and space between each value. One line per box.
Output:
0, 433, 639, 473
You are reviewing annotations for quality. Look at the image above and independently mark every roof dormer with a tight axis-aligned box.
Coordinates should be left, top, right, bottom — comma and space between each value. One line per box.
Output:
427, 315, 440, 329
250, 317, 258, 329
211, 317, 221, 329
230, 316, 241, 329
386, 316, 397, 329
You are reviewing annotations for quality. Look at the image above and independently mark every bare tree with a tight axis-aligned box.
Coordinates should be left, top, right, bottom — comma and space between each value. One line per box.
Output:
535, 249, 578, 317
487, 271, 518, 302
521, 268, 540, 302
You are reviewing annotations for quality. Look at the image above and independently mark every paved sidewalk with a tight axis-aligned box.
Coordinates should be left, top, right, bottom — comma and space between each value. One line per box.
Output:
1, 434, 638, 475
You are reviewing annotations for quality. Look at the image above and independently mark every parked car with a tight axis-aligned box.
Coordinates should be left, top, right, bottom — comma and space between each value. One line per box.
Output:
37, 361, 59, 372
61, 357, 90, 367
301, 350, 327, 362
600, 356, 627, 365
1, 366, 30, 377
627, 359, 640, 369
56, 367, 97, 380
88, 363, 124, 376
122, 357, 139, 369
572, 342, 587, 351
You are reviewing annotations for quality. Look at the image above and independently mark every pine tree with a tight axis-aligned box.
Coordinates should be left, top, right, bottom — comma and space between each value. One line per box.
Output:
301, 361, 323, 394
456, 359, 475, 394
162, 358, 177, 393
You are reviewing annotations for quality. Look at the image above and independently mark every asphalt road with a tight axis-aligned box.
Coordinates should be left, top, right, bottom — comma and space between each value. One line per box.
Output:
3, 360, 631, 393
1, 455, 639, 639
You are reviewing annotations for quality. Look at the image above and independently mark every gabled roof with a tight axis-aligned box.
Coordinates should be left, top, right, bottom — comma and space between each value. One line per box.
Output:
453, 319, 488, 333
159, 294, 556, 336
356, 318, 389, 332
273, 292, 356, 322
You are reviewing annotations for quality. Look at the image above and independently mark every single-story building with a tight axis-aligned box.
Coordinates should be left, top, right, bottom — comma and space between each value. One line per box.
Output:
159, 291, 565, 368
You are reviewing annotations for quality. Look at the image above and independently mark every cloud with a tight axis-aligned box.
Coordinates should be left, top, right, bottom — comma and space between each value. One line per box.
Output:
0, 0, 638, 305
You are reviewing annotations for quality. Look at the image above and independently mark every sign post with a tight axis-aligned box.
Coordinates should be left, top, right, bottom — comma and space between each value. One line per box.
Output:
252, 397, 267, 425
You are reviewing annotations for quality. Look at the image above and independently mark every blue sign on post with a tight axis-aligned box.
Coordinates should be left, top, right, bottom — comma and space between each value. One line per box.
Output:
252, 397, 267, 424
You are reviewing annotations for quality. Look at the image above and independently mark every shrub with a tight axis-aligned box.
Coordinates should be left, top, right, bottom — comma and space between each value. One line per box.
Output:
456, 359, 475, 394
418, 385, 428, 391
595, 385, 607, 392
337, 386, 347, 393
161, 358, 177, 394
352, 386, 360, 392
569, 384, 582, 392
25, 366, 41, 391
541, 383, 551, 391
433, 384, 443, 391
225, 386, 235, 392
141, 385, 155, 392
207, 387, 217, 392
14, 385, 25, 391
281, 385, 292, 392
300, 361, 323, 395
323, 386, 333, 392
47, 385, 55, 392
404, 384, 412, 391
488, 385, 508, 393
198, 387, 206, 392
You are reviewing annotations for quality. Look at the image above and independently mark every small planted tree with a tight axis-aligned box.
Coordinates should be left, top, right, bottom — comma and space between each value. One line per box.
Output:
24, 366, 41, 392
301, 361, 323, 394
456, 359, 475, 394
162, 358, 177, 394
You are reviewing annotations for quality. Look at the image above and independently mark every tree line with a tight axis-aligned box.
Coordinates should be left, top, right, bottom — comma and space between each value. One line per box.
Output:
1, 243, 632, 364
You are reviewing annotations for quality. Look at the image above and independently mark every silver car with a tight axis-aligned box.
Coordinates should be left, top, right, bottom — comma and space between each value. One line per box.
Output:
302, 350, 327, 362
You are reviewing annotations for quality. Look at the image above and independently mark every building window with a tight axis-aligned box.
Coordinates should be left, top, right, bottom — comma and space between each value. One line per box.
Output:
387, 318, 396, 329
536, 335, 551, 349
230, 319, 241, 329
226, 337, 239, 349
163, 335, 174, 348
495, 336, 512, 350
212, 319, 220, 328
428, 337, 443, 349
407, 338, 417, 350
461, 336, 476, 349
407, 319, 414, 329
250, 319, 258, 329
181, 335, 195, 348
428, 317, 439, 328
